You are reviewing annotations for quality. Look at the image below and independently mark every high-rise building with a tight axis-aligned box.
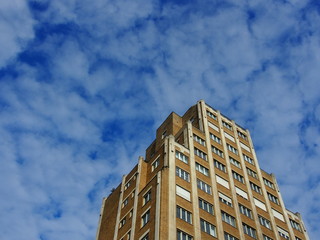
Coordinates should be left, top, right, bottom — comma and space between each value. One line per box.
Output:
96, 100, 309, 240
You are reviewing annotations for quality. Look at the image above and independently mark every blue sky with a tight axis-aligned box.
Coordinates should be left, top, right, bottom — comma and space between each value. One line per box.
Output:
0, 0, 319, 239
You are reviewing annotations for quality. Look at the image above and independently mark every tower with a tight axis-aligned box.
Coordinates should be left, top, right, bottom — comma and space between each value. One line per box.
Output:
96, 100, 309, 240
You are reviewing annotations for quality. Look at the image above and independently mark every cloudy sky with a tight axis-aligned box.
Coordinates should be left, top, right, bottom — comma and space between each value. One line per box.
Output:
0, 0, 319, 239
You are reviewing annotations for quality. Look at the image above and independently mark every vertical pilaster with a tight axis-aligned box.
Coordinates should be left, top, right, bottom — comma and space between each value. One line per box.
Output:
113, 176, 126, 240
186, 121, 201, 239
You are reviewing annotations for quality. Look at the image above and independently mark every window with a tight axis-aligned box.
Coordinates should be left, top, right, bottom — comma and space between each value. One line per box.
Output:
176, 167, 190, 182
124, 181, 131, 190
259, 215, 272, 229
119, 217, 126, 228
224, 232, 239, 240
194, 148, 207, 160
267, 192, 280, 205
141, 210, 150, 227
208, 121, 219, 132
227, 144, 238, 155
177, 230, 193, 240
235, 187, 248, 199
221, 211, 236, 227
176, 151, 188, 164
229, 157, 241, 168
143, 190, 151, 205
263, 235, 273, 240
232, 171, 244, 183
177, 206, 192, 224
200, 219, 216, 237
254, 198, 267, 211
151, 157, 159, 171
214, 160, 226, 172
141, 233, 149, 240
199, 198, 214, 215
250, 182, 262, 194
197, 179, 212, 194
127, 231, 131, 240
272, 208, 285, 221
263, 178, 275, 189
222, 120, 233, 130
216, 175, 230, 189
290, 219, 302, 231
239, 204, 252, 219
210, 133, 221, 144
243, 154, 254, 165
247, 168, 258, 179
123, 198, 128, 207
224, 132, 235, 142
212, 146, 224, 158
237, 131, 247, 140
129, 209, 133, 218
194, 134, 206, 146
243, 223, 257, 239
196, 162, 209, 176
278, 227, 290, 239
176, 185, 191, 201
219, 192, 232, 207
295, 237, 302, 240
207, 111, 217, 120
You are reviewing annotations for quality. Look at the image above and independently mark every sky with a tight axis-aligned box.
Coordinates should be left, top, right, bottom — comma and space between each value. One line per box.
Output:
0, 0, 319, 239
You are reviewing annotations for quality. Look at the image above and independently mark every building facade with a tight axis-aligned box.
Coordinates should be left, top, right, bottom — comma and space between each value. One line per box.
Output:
96, 100, 309, 240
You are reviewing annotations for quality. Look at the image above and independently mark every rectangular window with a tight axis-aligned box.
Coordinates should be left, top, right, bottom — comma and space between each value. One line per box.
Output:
263, 235, 273, 240
267, 192, 280, 205
212, 146, 224, 158
224, 232, 239, 240
272, 208, 285, 221
151, 157, 160, 172
176, 185, 191, 201
207, 111, 217, 120
237, 131, 247, 140
176, 151, 188, 164
254, 198, 267, 211
141, 233, 149, 240
194, 134, 206, 146
208, 121, 219, 132
227, 144, 238, 155
177, 206, 192, 224
196, 162, 209, 176
218, 192, 232, 207
176, 167, 190, 182
290, 219, 302, 231
222, 120, 233, 130
235, 187, 248, 199
216, 175, 230, 189
177, 230, 193, 240
243, 154, 254, 165
224, 132, 235, 142
123, 197, 128, 207
247, 168, 258, 179
214, 160, 226, 172
200, 219, 217, 237
210, 133, 221, 144
259, 215, 272, 229
199, 198, 214, 215
141, 210, 150, 227
229, 157, 241, 168
119, 217, 126, 228
124, 181, 131, 190
278, 227, 290, 239
232, 171, 244, 183
240, 142, 251, 152
221, 211, 236, 227
250, 182, 262, 194
143, 190, 151, 205
239, 204, 252, 219
243, 223, 257, 239
263, 178, 275, 189
194, 147, 207, 161
197, 179, 212, 194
